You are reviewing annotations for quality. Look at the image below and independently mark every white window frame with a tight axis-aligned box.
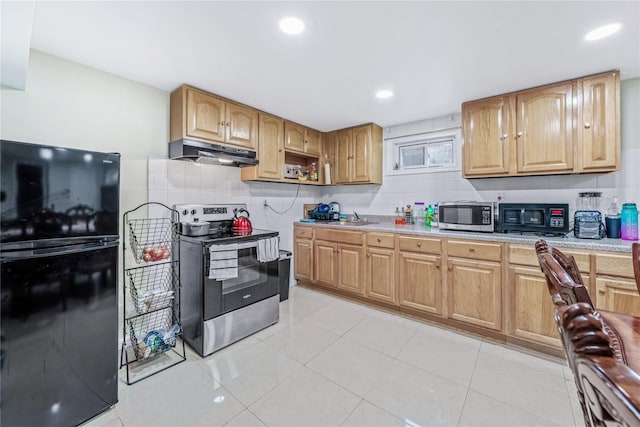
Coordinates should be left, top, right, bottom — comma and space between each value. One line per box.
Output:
385, 128, 461, 176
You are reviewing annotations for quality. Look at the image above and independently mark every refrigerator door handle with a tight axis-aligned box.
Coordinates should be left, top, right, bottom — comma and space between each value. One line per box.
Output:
0, 240, 119, 261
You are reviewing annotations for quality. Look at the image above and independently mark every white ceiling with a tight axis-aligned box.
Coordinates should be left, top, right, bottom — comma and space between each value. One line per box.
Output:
22, 1, 640, 131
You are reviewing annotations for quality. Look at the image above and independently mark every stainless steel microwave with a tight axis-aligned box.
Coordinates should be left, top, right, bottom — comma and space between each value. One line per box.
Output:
498, 203, 569, 235
438, 202, 495, 232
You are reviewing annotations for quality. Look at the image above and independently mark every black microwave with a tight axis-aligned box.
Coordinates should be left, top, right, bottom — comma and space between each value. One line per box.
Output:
498, 203, 569, 235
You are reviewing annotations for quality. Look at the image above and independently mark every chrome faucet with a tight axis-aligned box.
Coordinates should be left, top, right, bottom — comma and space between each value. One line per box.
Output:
353, 211, 360, 221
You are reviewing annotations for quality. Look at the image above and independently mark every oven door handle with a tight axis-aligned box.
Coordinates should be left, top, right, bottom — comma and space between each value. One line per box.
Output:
236, 241, 258, 250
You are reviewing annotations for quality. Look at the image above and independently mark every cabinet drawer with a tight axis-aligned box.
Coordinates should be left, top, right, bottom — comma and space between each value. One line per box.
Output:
448, 240, 502, 262
596, 252, 634, 278
397, 236, 440, 254
508, 244, 590, 272
314, 228, 363, 245
366, 233, 395, 249
294, 226, 313, 239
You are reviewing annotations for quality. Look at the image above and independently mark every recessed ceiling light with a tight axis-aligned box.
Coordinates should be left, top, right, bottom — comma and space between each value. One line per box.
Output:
376, 90, 394, 99
584, 22, 622, 41
279, 17, 304, 35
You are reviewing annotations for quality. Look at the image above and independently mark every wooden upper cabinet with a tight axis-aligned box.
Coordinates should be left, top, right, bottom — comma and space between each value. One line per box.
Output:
185, 89, 226, 142
462, 96, 511, 176
226, 103, 258, 149
256, 113, 284, 180
577, 71, 620, 172
516, 81, 574, 173
305, 128, 322, 156
284, 121, 321, 156
335, 124, 382, 184
461, 70, 620, 178
171, 86, 257, 150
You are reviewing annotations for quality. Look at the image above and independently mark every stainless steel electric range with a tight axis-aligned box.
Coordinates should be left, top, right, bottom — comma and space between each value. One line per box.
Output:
175, 204, 279, 357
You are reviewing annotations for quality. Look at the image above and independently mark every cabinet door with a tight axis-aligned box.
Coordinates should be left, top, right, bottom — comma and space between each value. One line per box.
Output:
398, 252, 442, 315
226, 103, 258, 149
186, 90, 225, 142
578, 71, 620, 172
508, 265, 561, 348
304, 128, 322, 156
314, 240, 338, 287
336, 129, 352, 183
516, 82, 574, 173
595, 277, 640, 316
462, 96, 511, 176
285, 121, 305, 153
294, 238, 313, 282
337, 243, 364, 295
352, 125, 372, 182
366, 247, 396, 304
448, 258, 502, 331
257, 114, 284, 179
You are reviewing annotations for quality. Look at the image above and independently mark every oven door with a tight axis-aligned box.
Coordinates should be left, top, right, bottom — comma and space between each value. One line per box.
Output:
203, 240, 278, 320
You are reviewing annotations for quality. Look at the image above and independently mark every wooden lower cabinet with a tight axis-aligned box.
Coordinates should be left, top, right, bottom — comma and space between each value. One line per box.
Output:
448, 257, 502, 330
508, 265, 561, 348
314, 240, 364, 295
365, 247, 396, 304
594, 251, 640, 316
294, 238, 313, 282
314, 240, 338, 287
398, 252, 442, 315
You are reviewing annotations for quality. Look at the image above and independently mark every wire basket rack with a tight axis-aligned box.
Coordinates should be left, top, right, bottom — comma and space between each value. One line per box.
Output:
126, 307, 181, 360
126, 262, 178, 315
127, 217, 176, 264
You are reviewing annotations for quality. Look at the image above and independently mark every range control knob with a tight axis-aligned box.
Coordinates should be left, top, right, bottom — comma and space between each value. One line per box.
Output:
182, 209, 189, 216
191, 209, 197, 215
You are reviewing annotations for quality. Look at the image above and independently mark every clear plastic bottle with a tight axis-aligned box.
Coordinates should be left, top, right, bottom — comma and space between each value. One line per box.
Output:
621, 202, 638, 241
310, 163, 318, 181
413, 202, 425, 226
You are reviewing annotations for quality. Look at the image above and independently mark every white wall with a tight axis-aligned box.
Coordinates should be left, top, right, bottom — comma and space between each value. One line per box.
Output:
0, 50, 170, 216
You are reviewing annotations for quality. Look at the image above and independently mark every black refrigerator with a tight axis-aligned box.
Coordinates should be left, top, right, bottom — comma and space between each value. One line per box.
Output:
0, 140, 120, 427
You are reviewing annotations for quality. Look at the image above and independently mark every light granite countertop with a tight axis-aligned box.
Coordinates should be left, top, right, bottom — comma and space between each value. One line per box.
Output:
296, 216, 637, 253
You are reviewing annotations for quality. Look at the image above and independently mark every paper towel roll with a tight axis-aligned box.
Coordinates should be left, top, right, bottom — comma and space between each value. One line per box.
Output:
324, 163, 331, 185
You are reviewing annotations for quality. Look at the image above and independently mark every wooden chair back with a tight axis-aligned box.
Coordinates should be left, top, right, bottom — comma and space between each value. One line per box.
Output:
633, 242, 640, 294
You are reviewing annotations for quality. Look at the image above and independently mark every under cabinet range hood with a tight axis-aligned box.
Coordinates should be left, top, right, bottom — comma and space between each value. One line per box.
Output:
169, 139, 258, 167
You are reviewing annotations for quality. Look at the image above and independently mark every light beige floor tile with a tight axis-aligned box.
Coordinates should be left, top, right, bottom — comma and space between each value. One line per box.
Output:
302, 303, 367, 336
249, 367, 361, 426
397, 324, 481, 386
117, 361, 245, 426
263, 320, 340, 364
307, 338, 394, 397
342, 400, 404, 427
289, 285, 339, 303
480, 340, 565, 379
199, 340, 302, 406
278, 293, 330, 320
469, 351, 575, 426
224, 409, 266, 427
343, 316, 417, 357
566, 379, 587, 427
365, 360, 467, 426
79, 407, 122, 427
458, 390, 565, 427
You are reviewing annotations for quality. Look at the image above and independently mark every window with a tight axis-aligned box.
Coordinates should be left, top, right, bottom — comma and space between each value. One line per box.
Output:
386, 128, 461, 175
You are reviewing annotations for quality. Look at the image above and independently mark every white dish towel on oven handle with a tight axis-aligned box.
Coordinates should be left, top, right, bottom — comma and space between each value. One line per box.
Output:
257, 237, 279, 263
209, 243, 238, 280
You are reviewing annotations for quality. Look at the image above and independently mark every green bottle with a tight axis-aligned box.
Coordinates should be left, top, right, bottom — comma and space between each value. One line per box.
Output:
426, 204, 434, 227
